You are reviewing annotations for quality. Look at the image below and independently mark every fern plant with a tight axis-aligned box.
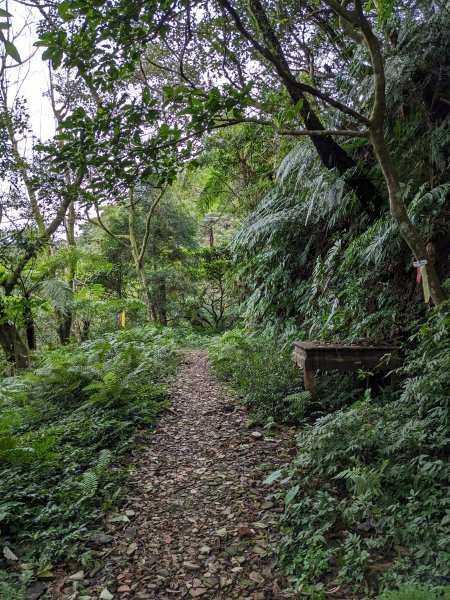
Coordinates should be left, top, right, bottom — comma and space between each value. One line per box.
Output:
277, 302, 450, 594
377, 585, 450, 600
0, 324, 180, 595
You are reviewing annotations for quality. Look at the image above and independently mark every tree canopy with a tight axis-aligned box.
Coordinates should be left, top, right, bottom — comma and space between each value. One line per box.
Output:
0, 1, 449, 597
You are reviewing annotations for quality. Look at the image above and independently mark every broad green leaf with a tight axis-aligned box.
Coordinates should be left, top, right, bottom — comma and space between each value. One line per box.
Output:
285, 484, 299, 505
159, 123, 170, 138
263, 469, 282, 485
4, 39, 21, 63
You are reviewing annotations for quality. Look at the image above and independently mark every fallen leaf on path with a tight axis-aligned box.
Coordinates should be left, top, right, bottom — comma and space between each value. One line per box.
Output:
249, 571, 265, 584
67, 571, 84, 581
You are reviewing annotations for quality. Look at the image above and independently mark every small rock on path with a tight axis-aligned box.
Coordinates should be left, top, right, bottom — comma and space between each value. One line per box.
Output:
58, 350, 296, 599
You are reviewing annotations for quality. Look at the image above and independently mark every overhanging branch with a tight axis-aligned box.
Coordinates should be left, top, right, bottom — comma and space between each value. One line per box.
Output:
216, 117, 370, 137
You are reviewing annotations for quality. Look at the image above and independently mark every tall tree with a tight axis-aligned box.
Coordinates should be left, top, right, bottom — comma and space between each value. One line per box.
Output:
36, 0, 448, 305
0, 46, 85, 365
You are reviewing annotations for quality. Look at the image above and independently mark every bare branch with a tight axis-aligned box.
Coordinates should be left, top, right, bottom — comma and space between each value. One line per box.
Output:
86, 203, 131, 245
137, 185, 168, 268
216, 0, 369, 124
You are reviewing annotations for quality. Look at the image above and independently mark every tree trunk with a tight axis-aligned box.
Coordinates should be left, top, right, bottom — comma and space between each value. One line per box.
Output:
137, 266, 154, 322
57, 312, 73, 344
353, 3, 448, 306
370, 127, 447, 306
155, 275, 168, 326
0, 320, 29, 369
58, 200, 77, 344
289, 89, 383, 218
128, 192, 158, 323
80, 318, 90, 341
23, 301, 37, 351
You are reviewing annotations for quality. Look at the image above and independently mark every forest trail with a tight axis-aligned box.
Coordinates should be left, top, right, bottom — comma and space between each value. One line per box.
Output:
60, 350, 296, 600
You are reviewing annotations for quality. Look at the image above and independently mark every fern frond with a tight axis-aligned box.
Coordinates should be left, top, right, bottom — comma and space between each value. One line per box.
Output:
80, 470, 98, 499
35, 279, 74, 314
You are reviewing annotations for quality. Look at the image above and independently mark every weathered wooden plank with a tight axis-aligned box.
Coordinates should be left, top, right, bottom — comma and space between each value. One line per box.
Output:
303, 370, 315, 395
293, 341, 398, 352
292, 346, 307, 368
292, 341, 401, 373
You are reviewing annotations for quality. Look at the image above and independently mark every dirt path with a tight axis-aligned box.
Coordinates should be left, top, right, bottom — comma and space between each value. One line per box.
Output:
60, 350, 295, 599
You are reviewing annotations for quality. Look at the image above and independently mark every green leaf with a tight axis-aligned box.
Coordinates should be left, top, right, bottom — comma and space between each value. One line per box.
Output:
57, 0, 76, 21
285, 484, 299, 505
263, 469, 282, 485
0, 9, 12, 18
142, 86, 152, 105
159, 123, 170, 138
51, 49, 64, 70
41, 47, 53, 61
4, 39, 21, 63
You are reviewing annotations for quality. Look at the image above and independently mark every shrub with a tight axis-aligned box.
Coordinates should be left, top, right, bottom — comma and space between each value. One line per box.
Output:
208, 329, 304, 423
0, 326, 180, 589
377, 584, 450, 599
277, 303, 450, 596
209, 328, 368, 423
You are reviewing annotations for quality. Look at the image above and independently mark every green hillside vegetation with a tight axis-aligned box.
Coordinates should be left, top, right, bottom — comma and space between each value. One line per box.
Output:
0, 0, 448, 598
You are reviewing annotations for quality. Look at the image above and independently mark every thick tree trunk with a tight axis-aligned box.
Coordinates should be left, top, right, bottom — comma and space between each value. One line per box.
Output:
370, 127, 447, 306
353, 0, 447, 306
288, 88, 383, 218
0, 320, 29, 369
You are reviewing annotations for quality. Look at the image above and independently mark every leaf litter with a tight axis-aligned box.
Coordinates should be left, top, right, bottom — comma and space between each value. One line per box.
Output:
51, 350, 296, 599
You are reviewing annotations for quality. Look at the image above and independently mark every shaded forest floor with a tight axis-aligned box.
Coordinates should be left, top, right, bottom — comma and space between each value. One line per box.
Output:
52, 350, 296, 599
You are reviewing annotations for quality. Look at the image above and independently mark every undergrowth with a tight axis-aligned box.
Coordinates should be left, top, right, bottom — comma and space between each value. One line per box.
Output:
0, 326, 180, 596
280, 303, 449, 597
208, 328, 365, 424
208, 329, 302, 423
210, 304, 450, 597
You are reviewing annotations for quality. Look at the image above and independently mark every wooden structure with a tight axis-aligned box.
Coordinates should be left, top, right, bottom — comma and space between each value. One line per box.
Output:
292, 341, 401, 394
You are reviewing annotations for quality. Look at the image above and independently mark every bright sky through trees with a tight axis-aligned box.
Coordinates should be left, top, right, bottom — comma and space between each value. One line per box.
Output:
3, 2, 54, 149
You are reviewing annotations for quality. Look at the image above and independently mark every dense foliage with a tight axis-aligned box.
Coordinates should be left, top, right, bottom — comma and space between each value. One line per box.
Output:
0, 0, 449, 598
209, 303, 450, 597
279, 304, 450, 596
0, 327, 179, 596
